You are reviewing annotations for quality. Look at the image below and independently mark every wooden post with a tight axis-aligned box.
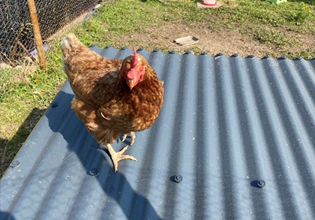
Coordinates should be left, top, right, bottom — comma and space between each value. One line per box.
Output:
27, 0, 46, 70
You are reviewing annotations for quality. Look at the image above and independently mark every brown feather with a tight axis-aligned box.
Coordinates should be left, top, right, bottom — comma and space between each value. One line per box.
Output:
62, 33, 164, 146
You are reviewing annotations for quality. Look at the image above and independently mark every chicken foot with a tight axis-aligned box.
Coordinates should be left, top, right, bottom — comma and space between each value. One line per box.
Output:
121, 132, 136, 145
106, 144, 137, 172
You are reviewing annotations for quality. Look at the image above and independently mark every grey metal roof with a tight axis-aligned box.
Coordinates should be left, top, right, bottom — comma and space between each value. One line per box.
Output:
1, 46, 315, 220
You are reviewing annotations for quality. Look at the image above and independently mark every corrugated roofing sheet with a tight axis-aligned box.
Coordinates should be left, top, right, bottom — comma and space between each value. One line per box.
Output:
1, 46, 315, 220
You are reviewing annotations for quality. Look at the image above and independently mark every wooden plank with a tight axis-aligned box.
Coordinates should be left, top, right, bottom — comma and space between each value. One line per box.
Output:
27, 0, 46, 70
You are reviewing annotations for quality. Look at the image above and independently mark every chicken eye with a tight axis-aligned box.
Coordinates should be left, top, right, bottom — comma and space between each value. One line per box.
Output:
125, 63, 131, 70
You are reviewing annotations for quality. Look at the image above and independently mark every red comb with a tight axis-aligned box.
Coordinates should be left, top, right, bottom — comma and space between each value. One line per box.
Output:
132, 47, 138, 67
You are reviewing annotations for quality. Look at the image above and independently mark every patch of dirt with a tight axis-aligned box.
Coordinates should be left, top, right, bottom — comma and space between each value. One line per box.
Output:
45, 5, 314, 59
119, 20, 315, 58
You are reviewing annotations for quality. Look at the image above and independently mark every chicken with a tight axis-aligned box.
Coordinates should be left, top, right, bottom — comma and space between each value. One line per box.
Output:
62, 33, 164, 172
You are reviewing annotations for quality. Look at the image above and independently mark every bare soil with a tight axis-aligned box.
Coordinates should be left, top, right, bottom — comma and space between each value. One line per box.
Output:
120, 20, 315, 58
47, 10, 315, 59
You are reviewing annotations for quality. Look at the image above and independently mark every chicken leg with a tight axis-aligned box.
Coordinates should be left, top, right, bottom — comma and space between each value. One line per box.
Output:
121, 132, 136, 145
107, 144, 137, 172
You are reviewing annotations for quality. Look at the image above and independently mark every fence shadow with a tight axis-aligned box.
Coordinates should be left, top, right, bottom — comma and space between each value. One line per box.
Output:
0, 108, 46, 177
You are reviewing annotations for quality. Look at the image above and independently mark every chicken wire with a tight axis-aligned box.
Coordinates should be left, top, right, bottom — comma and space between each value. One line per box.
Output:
0, 0, 100, 63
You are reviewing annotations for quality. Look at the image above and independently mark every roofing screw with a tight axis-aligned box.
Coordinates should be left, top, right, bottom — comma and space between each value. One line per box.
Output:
137, 48, 144, 52
10, 160, 20, 168
169, 50, 175, 54
105, 45, 111, 49
215, 52, 224, 57
51, 102, 58, 108
89, 168, 99, 177
257, 180, 266, 189
153, 48, 159, 52
121, 46, 127, 50
173, 174, 183, 183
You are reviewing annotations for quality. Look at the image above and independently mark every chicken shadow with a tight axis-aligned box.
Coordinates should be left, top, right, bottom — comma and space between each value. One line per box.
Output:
46, 90, 162, 220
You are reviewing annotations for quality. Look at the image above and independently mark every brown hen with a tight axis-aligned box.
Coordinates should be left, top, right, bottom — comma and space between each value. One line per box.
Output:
62, 33, 164, 172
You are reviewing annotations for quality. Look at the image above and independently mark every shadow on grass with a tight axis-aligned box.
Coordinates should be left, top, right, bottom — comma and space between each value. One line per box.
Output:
288, 0, 315, 5
0, 108, 46, 177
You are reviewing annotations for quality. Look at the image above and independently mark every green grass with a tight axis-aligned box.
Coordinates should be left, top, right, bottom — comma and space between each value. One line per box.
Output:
72, 0, 314, 55
252, 26, 298, 47
1, 0, 315, 176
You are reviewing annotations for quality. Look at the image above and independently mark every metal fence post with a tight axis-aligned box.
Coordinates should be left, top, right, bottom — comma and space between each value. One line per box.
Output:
27, 0, 47, 70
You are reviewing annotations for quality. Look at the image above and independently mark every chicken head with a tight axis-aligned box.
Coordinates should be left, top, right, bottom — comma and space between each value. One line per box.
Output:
121, 48, 146, 89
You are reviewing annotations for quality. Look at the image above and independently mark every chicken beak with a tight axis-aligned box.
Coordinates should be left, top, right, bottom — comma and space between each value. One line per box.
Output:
126, 78, 137, 89
125, 67, 139, 89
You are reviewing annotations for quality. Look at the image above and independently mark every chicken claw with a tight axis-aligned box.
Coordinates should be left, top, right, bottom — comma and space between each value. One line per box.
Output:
106, 144, 137, 172
121, 132, 136, 145
121, 134, 127, 142
130, 132, 136, 145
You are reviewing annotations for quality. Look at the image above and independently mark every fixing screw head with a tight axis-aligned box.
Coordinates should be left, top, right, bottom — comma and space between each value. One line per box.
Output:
257, 180, 266, 189
279, 56, 287, 60
89, 168, 99, 177
262, 55, 271, 59
173, 174, 183, 183
51, 102, 58, 108
10, 160, 20, 168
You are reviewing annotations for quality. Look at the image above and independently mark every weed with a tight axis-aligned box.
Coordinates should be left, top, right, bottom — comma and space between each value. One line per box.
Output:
287, 2, 313, 25
252, 27, 297, 48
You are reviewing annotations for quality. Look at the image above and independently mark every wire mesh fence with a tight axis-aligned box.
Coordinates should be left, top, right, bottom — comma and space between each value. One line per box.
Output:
0, 0, 100, 64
